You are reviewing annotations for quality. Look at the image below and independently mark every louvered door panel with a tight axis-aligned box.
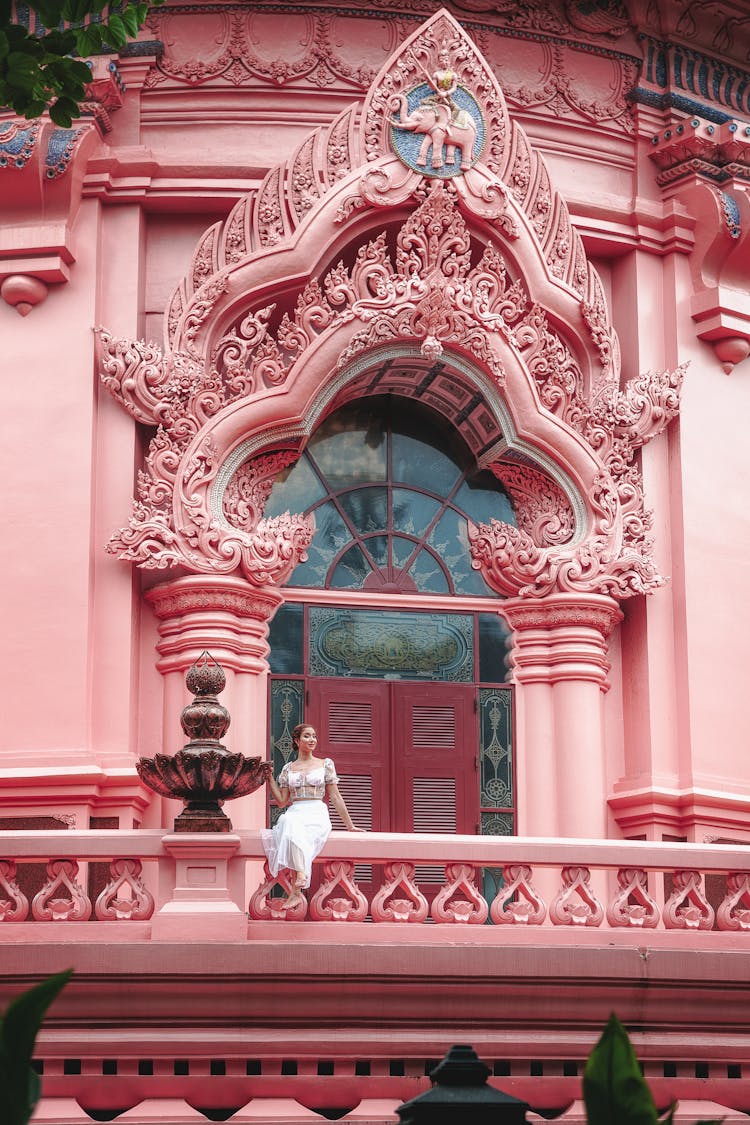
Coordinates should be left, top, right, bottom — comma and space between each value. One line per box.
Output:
394, 684, 477, 893
329, 774, 373, 880
413, 776, 457, 883
307, 679, 390, 897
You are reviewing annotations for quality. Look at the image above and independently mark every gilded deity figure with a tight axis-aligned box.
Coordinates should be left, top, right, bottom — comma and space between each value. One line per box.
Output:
424, 48, 471, 130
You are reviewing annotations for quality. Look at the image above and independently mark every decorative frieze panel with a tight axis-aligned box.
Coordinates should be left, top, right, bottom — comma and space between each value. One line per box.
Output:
143, 1, 636, 141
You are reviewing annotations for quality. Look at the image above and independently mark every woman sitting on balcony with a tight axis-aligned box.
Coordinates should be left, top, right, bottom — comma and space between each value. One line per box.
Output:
262, 723, 364, 908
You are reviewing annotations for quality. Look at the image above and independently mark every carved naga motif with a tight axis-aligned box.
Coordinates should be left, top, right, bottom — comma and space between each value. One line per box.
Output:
96, 327, 314, 585
469, 363, 685, 599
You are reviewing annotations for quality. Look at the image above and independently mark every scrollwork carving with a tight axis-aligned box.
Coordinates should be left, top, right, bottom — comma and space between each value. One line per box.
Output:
663, 869, 715, 931
490, 463, 574, 547
100, 9, 682, 600
549, 865, 603, 927
489, 863, 546, 925
431, 862, 488, 924
31, 859, 92, 922
469, 361, 685, 599
222, 451, 298, 533
0, 861, 29, 922
606, 868, 660, 929
370, 861, 429, 923
309, 861, 368, 922
95, 859, 155, 921
248, 861, 308, 921
717, 872, 750, 932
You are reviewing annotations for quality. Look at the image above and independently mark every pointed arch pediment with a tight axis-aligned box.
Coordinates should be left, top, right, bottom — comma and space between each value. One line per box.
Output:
97, 8, 682, 602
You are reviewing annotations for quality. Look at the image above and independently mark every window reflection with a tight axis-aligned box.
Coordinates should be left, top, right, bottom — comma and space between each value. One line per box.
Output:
266, 396, 515, 596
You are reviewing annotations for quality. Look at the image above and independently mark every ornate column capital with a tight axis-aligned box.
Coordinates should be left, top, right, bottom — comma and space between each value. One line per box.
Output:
146, 574, 284, 676
503, 593, 623, 690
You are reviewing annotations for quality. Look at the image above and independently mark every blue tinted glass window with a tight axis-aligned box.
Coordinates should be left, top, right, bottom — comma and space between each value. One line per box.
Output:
478, 613, 512, 684
268, 604, 304, 675
392, 488, 441, 536
331, 544, 371, 588
266, 396, 515, 596
454, 473, 516, 526
339, 487, 387, 533
391, 431, 461, 494
287, 502, 349, 587
408, 548, 450, 593
309, 412, 386, 485
264, 455, 325, 519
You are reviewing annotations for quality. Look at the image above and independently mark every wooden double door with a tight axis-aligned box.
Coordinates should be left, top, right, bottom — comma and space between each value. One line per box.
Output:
307, 678, 478, 838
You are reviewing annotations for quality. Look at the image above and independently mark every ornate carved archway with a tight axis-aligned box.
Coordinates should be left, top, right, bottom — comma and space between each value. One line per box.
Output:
97, 9, 683, 835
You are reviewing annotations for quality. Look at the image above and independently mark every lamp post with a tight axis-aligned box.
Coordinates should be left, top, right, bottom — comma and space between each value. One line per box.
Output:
396, 1045, 530, 1124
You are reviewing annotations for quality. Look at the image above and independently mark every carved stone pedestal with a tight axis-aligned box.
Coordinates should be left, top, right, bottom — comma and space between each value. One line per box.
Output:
151, 833, 246, 942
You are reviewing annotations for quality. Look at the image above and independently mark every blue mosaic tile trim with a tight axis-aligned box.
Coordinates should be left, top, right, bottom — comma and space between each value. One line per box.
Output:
720, 192, 741, 239
0, 121, 40, 169
45, 128, 83, 179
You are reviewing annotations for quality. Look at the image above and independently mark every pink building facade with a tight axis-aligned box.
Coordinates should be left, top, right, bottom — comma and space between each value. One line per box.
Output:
2, 2, 750, 1121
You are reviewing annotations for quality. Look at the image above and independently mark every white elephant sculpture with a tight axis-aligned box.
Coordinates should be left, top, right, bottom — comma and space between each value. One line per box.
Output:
390, 92, 478, 172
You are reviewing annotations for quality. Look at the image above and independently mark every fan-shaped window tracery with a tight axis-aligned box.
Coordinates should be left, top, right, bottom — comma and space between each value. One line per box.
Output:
264, 397, 515, 596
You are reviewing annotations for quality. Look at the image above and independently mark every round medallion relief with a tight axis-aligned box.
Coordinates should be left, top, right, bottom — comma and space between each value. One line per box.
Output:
389, 82, 485, 178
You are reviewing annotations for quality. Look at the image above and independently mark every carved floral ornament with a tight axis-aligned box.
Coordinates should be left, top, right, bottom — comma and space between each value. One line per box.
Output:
97, 9, 683, 603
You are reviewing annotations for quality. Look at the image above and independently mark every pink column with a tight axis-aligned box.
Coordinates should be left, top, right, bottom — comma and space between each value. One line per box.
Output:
146, 574, 283, 831
501, 606, 558, 837
504, 594, 623, 840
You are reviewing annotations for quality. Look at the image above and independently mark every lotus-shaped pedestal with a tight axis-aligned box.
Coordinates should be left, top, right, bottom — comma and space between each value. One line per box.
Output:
137, 750, 272, 832
137, 652, 272, 832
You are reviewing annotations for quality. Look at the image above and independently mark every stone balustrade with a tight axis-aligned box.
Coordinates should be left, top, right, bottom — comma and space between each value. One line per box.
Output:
0, 830, 749, 939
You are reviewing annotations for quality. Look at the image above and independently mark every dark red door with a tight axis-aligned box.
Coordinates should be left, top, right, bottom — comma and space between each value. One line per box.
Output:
308, 678, 388, 834
391, 682, 476, 836
308, 679, 477, 899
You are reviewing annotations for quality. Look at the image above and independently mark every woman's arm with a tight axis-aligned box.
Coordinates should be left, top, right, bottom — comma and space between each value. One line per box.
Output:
267, 774, 290, 808
326, 783, 365, 831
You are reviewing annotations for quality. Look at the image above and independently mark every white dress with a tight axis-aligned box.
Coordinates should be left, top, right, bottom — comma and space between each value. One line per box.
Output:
261, 758, 339, 889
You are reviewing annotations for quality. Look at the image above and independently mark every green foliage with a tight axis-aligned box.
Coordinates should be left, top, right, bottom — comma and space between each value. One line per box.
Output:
583, 1014, 723, 1125
584, 1014, 660, 1125
0, 1, 163, 125
0, 969, 73, 1125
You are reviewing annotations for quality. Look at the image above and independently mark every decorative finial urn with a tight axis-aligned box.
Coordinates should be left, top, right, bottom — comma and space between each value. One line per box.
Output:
136, 652, 272, 833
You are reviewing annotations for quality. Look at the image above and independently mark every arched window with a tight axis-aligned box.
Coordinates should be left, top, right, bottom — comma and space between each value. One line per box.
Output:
265, 397, 516, 596
266, 396, 516, 855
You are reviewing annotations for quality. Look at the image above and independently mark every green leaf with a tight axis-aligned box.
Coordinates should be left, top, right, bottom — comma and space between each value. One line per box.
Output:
73, 23, 104, 57
24, 98, 49, 116
0, 31, 9, 60
0, 970, 72, 1125
49, 95, 80, 124
49, 104, 72, 126
68, 58, 93, 83
102, 11, 127, 48
583, 1014, 659, 1125
120, 5, 140, 36
2, 970, 73, 1067
27, 1066, 42, 1116
6, 51, 40, 92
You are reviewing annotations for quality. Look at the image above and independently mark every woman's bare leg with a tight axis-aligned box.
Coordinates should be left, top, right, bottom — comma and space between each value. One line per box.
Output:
281, 871, 306, 908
